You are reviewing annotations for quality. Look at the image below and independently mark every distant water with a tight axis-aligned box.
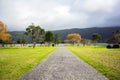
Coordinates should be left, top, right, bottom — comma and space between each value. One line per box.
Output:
64, 43, 109, 46
0, 43, 109, 47
93, 43, 108, 46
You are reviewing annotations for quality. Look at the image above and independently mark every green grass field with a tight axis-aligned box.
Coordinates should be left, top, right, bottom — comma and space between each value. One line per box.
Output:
0, 46, 57, 80
66, 46, 120, 80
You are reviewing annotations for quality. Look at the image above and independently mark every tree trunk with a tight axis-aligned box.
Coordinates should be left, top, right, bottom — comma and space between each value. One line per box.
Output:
33, 42, 36, 48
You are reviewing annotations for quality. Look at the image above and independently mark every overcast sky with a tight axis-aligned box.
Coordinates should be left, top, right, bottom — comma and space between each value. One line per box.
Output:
0, 0, 120, 31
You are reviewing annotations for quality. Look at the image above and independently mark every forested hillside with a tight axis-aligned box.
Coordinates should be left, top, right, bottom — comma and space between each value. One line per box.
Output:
53, 26, 120, 42
10, 26, 120, 43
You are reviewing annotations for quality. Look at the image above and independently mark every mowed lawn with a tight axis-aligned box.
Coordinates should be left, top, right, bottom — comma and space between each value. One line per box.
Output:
0, 46, 57, 80
67, 46, 120, 80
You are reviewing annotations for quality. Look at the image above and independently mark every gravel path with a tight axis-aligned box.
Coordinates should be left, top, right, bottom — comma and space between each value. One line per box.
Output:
20, 47, 108, 80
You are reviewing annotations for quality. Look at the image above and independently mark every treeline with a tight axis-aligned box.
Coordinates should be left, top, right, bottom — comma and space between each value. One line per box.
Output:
0, 20, 120, 48
53, 27, 120, 42
64, 33, 102, 46
64, 31, 120, 46
24, 23, 60, 48
0, 21, 61, 48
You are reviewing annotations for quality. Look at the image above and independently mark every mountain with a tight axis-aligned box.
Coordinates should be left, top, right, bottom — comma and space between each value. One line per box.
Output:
53, 26, 120, 42
10, 31, 31, 43
10, 26, 120, 43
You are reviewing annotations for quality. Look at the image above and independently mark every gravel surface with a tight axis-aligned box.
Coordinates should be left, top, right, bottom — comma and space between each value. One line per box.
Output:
20, 47, 109, 80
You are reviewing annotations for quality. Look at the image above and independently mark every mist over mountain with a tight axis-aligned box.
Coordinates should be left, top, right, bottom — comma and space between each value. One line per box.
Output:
10, 26, 120, 43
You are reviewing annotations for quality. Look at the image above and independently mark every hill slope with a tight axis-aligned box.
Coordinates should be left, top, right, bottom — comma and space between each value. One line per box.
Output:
53, 26, 120, 42
10, 26, 120, 43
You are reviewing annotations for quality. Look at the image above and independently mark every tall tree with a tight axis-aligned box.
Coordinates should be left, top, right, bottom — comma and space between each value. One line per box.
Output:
44, 31, 54, 44
81, 38, 92, 46
0, 21, 11, 47
92, 33, 102, 43
54, 33, 61, 44
25, 23, 45, 48
65, 33, 81, 45
106, 29, 120, 44
0, 21, 7, 33
114, 30, 120, 43
17, 38, 26, 46
38, 38, 44, 44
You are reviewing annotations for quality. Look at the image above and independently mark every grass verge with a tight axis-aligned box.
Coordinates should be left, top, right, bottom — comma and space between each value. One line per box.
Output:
0, 46, 57, 80
66, 46, 120, 80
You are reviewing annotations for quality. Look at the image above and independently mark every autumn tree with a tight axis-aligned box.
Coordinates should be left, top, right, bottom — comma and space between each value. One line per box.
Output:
0, 21, 11, 47
65, 33, 81, 45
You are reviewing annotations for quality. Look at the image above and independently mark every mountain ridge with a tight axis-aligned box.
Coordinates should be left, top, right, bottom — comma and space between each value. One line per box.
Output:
52, 26, 120, 42
10, 26, 120, 43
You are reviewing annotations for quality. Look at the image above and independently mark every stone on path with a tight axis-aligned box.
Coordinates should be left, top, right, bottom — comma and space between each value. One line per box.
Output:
20, 47, 108, 80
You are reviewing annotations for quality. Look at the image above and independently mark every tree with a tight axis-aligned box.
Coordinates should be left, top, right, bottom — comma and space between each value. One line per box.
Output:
54, 33, 61, 45
0, 21, 11, 47
37, 37, 44, 44
25, 23, 45, 48
113, 30, 120, 43
106, 29, 120, 44
65, 33, 81, 45
92, 33, 102, 43
44, 31, 54, 45
81, 38, 92, 46
17, 38, 26, 46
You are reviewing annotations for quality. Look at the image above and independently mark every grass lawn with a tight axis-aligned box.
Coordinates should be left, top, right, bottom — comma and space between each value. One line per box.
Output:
66, 46, 120, 80
0, 46, 57, 80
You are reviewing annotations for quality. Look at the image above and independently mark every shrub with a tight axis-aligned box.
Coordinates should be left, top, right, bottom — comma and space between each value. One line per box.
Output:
112, 44, 119, 48
52, 43, 55, 47
106, 45, 112, 49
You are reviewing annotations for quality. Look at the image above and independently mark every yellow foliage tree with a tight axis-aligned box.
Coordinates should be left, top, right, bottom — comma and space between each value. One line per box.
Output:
0, 21, 11, 42
65, 33, 81, 44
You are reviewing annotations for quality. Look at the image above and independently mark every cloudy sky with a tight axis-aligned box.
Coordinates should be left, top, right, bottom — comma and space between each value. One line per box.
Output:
0, 0, 120, 31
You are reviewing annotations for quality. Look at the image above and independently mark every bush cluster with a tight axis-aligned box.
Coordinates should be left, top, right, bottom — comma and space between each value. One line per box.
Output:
106, 44, 119, 49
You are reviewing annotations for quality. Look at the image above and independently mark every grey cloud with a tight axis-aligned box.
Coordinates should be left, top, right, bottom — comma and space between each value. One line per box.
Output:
0, 0, 120, 31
